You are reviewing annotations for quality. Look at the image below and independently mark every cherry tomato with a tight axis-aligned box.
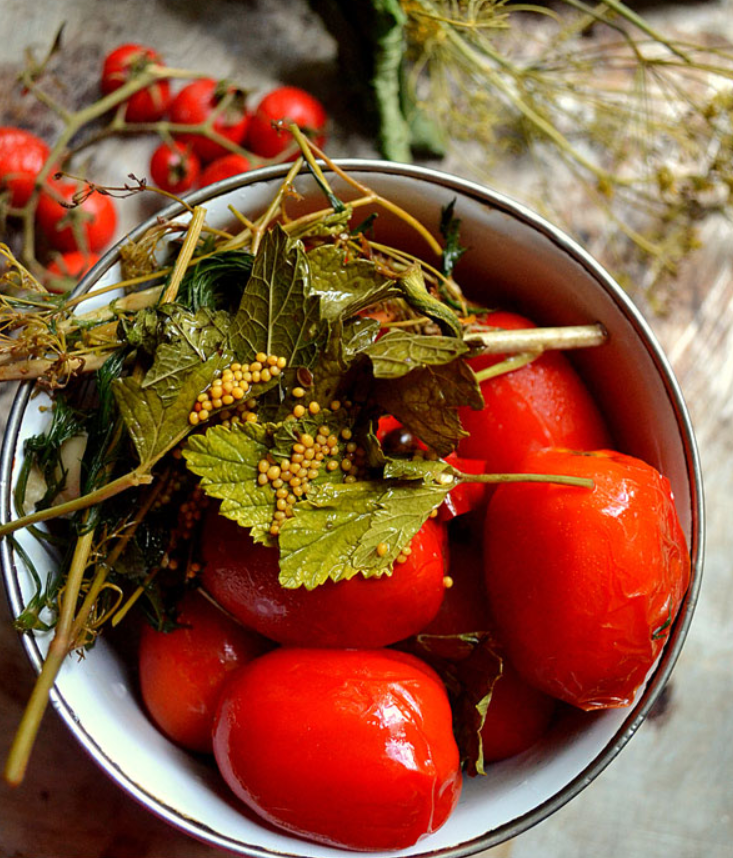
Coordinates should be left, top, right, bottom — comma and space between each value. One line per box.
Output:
484, 447, 691, 710
198, 153, 251, 187
0, 127, 51, 208
201, 510, 448, 647
46, 251, 100, 293
138, 590, 270, 753
36, 182, 117, 253
247, 86, 327, 159
213, 647, 461, 850
100, 43, 171, 122
169, 79, 248, 163
149, 141, 200, 194
457, 311, 612, 471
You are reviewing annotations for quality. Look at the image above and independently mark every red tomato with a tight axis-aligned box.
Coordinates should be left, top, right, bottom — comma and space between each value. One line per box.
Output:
46, 251, 100, 293
201, 510, 448, 647
169, 79, 249, 163
198, 153, 251, 187
0, 127, 51, 208
213, 647, 461, 850
484, 447, 691, 710
477, 659, 557, 763
457, 311, 612, 470
138, 590, 270, 753
247, 86, 327, 159
36, 182, 117, 253
149, 141, 200, 194
100, 43, 171, 122
440, 453, 488, 521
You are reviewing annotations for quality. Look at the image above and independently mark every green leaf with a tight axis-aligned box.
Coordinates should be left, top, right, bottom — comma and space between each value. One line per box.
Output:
308, 316, 380, 408
288, 207, 353, 240
382, 456, 452, 483
176, 249, 254, 312
373, 358, 484, 456
439, 199, 468, 277
182, 422, 275, 544
277, 478, 450, 589
142, 306, 231, 401
396, 266, 462, 338
364, 329, 468, 378
230, 226, 326, 369
113, 353, 229, 468
307, 244, 401, 321
119, 308, 160, 355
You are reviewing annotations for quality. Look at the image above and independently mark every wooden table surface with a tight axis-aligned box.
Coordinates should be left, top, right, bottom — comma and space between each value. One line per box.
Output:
1, 2, 732, 857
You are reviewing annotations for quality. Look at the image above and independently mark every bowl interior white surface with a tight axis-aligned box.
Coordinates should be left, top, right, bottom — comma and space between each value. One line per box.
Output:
1, 163, 703, 858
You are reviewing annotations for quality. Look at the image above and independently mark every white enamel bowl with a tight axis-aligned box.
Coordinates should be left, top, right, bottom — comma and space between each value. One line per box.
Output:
0, 162, 704, 857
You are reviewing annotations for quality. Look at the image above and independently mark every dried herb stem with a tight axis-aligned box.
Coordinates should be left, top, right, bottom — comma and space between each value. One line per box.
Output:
466, 323, 607, 353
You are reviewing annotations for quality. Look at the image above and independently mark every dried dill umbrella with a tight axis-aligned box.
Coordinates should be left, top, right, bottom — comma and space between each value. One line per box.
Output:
313, 0, 733, 300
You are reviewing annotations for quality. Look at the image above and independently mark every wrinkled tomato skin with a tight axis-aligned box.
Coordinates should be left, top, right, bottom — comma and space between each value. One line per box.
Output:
457, 311, 612, 470
36, 182, 117, 252
478, 660, 557, 763
247, 86, 327, 159
484, 448, 691, 710
138, 590, 270, 753
213, 648, 462, 850
0, 127, 51, 208
202, 510, 448, 648
100, 44, 171, 122
169, 79, 249, 163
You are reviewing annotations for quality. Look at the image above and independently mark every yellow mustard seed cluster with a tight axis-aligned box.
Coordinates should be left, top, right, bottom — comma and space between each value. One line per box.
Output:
376, 541, 414, 565
188, 353, 287, 426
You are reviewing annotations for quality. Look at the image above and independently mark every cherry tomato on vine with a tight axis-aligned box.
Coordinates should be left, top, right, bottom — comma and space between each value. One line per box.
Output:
46, 250, 100, 293
484, 447, 691, 710
138, 590, 270, 753
0, 126, 51, 208
457, 311, 612, 471
100, 43, 171, 122
213, 647, 461, 850
247, 86, 327, 159
35, 182, 117, 253
149, 141, 200, 194
201, 509, 448, 648
198, 153, 251, 187
169, 78, 249, 163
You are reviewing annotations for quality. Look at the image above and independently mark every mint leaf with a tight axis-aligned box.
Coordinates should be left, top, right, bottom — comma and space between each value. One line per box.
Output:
113, 353, 230, 468
382, 457, 452, 483
289, 206, 353, 239
373, 358, 484, 456
364, 329, 468, 378
230, 226, 326, 369
277, 478, 450, 589
182, 422, 275, 544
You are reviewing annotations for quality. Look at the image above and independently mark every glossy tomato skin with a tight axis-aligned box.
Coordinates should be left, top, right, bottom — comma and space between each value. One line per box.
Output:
198, 153, 251, 187
138, 590, 270, 753
201, 510, 448, 647
484, 448, 691, 710
247, 86, 327, 159
478, 660, 557, 763
169, 79, 248, 163
0, 127, 50, 208
100, 44, 171, 122
213, 647, 462, 850
457, 311, 612, 471
149, 141, 200, 193
36, 182, 117, 252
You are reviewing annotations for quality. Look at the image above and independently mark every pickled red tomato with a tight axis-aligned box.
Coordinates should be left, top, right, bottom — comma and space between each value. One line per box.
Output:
458, 311, 612, 470
138, 590, 270, 753
201, 509, 449, 648
213, 647, 462, 851
484, 448, 691, 710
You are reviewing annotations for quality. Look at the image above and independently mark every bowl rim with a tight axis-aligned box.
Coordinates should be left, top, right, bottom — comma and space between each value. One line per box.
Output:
0, 158, 705, 858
